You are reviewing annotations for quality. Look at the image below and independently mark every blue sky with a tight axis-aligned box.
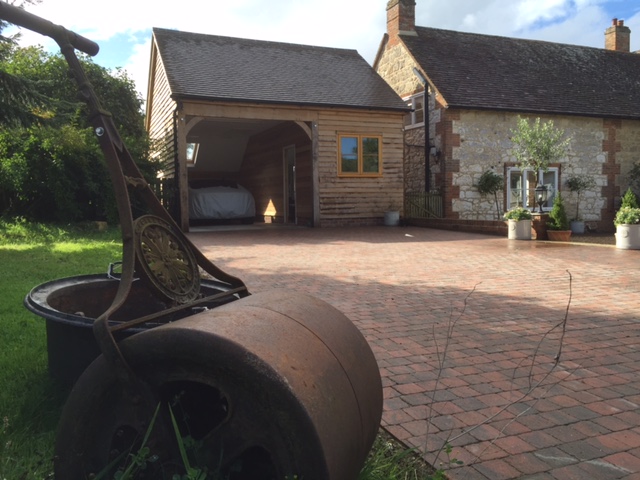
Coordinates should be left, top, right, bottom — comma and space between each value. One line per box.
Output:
9, 0, 640, 104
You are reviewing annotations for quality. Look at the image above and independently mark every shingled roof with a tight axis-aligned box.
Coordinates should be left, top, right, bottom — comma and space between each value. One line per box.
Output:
402, 26, 640, 119
152, 28, 408, 112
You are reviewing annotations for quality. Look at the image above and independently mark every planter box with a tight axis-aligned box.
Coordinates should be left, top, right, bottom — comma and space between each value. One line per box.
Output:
507, 219, 531, 240
547, 230, 572, 242
615, 224, 640, 249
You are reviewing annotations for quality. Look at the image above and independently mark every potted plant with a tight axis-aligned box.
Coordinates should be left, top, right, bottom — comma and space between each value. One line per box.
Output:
477, 169, 504, 220
614, 188, 640, 249
503, 206, 532, 240
546, 191, 572, 241
565, 174, 596, 234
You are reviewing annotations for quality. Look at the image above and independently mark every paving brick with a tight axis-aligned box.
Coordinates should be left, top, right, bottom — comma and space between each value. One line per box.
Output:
189, 226, 640, 480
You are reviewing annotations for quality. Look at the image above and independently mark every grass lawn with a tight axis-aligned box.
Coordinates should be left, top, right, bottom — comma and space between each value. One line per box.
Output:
0, 219, 438, 480
0, 220, 122, 479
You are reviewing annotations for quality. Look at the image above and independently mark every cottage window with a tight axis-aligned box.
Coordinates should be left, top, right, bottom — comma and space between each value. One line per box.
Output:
404, 93, 425, 128
507, 167, 558, 211
186, 142, 199, 167
338, 135, 382, 176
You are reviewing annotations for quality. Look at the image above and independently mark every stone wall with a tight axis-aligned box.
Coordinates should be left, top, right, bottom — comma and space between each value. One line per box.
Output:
448, 110, 617, 230
376, 37, 640, 233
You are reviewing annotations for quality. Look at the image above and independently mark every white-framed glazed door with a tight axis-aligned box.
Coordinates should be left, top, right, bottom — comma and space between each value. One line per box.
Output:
283, 145, 296, 224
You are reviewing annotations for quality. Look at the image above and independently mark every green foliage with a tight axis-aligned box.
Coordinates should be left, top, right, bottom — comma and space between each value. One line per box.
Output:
511, 117, 571, 184
615, 190, 640, 226
614, 207, 640, 226
626, 162, 640, 199
477, 169, 504, 219
477, 170, 504, 196
0, 125, 113, 221
503, 206, 532, 221
0, 220, 122, 480
0, 42, 156, 222
358, 431, 441, 480
565, 174, 596, 220
0, 2, 54, 127
547, 192, 570, 230
621, 187, 639, 209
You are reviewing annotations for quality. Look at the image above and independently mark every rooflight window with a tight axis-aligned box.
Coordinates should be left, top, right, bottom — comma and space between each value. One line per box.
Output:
186, 143, 199, 167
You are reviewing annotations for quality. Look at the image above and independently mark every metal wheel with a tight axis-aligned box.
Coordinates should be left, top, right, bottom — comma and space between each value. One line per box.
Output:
133, 215, 200, 304
54, 290, 382, 480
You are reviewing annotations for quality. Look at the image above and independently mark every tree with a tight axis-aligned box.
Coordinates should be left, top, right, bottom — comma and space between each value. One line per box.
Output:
510, 117, 571, 186
476, 169, 504, 219
0, 0, 49, 127
0, 40, 156, 222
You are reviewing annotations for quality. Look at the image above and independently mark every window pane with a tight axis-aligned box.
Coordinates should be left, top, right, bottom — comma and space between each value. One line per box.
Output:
362, 137, 380, 173
414, 95, 424, 124
509, 171, 523, 209
540, 170, 557, 208
340, 137, 358, 173
524, 170, 536, 209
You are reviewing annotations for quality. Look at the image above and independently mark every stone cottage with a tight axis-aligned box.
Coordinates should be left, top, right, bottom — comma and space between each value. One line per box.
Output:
375, 0, 640, 233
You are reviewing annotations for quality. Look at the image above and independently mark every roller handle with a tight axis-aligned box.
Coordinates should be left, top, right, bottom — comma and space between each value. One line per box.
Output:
0, 1, 99, 56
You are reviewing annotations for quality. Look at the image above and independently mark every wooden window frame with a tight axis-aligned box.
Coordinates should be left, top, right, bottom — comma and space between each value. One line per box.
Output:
337, 134, 383, 177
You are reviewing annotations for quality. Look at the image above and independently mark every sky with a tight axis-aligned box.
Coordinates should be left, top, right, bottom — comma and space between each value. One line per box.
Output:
7, 0, 640, 105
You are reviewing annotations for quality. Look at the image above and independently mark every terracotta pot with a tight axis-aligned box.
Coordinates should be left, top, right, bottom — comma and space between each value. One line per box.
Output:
547, 230, 572, 242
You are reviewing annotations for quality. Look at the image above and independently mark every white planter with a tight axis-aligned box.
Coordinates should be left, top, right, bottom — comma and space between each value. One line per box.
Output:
615, 224, 640, 249
570, 220, 585, 234
384, 211, 400, 226
507, 219, 532, 240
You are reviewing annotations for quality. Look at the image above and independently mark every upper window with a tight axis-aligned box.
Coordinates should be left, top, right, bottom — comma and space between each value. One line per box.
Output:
186, 142, 199, 167
338, 134, 382, 176
507, 167, 558, 212
404, 92, 425, 128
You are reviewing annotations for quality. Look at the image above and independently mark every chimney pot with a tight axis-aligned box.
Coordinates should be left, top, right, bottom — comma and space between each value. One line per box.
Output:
605, 18, 631, 52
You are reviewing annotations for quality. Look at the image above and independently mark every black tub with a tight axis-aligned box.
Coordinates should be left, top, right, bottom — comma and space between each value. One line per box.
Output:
25, 274, 238, 385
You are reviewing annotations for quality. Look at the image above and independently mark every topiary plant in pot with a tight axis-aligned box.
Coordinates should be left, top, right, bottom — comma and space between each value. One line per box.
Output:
614, 188, 640, 249
546, 192, 571, 241
565, 174, 596, 234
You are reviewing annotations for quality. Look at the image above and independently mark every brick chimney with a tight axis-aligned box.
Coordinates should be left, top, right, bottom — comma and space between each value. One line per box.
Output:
605, 18, 631, 52
387, 0, 417, 44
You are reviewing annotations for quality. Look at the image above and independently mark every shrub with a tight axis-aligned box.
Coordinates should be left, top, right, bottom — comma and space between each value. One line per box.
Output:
547, 192, 570, 230
614, 207, 640, 226
503, 206, 532, 221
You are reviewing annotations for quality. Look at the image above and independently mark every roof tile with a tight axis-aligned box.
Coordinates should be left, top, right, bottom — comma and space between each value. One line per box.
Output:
403, 27, 640, 119
153, 28, 408, 112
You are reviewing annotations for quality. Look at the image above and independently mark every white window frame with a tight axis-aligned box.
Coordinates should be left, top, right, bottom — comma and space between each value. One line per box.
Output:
507, 167, 559, 212
403, 92, 425, 129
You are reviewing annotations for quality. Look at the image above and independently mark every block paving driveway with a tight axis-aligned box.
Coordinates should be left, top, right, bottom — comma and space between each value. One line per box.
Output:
189, 225, 640, 480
